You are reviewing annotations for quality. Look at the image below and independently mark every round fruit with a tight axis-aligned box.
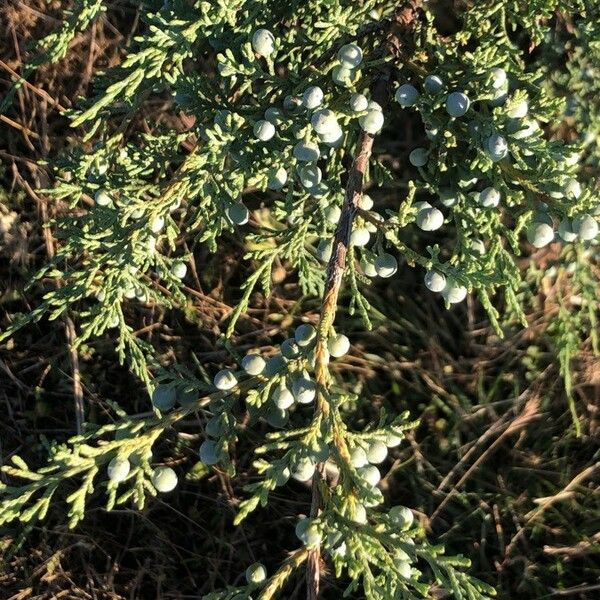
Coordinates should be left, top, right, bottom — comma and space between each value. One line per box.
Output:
487, 134, 508, 162
264, 106, 283, 124
572, 214, 598, 241
424, 270, 446, 292
489, 82, 508, 107
171, 261, 187, 279
395, 559, 411, 579
302, 86, 323, 109
471, 238, 486, 255
385, 431, 403, 448
283, 95, 302, 112
359, 109, 384, 134
292, 377, 316, 404
491, 67, 507, 89
508, 99, 528, 118
389, 505, 414, 530
206, 414, 228, 438
152, 385, 177, 411
416, 207, 444, 231
439, 189, 458, 207
280, 338, 300, 359
253, 120, 275, 141
294, 323, 316, 347
360, 256, 378, 277
318, 124, 343, 146
311, 109, 338, 135
446, 92, 470, 117
316, 239, 333, 263
479, 187, 501, 208
511, 118, 538, 139
273, 383, 294, 409
245, 562, 267, 585
292, 457, 316, 481
337, 43, 363, 68
199, 439, 222, 465
293, 141, 320, 162
424, 74, 443, 94
228, 203, 250, 225
351, 504, 368, 524
425, 126, 438, 141
395, 83, 419, 107
325, 205, 341, 224
350, 227, 371, 246
252, 29, 275, 56
241, 353, 266, 376
264, 354, 286, 377
296, 517, 322, 546
350, 446, 368, 468
107, 457, 130, 483
526, 222, 554, 248
367, 100, 382, 111
299, 165, 322, 189
213, 369, 237, 390
332, 65, 356, 87
177, 386, 197, 407
328, 333, 350, 358
359, 464, 381, 487
558, 218, 577, 243
562, 178, 582, 199
374, 253, 398, 278
151, 466, 178, 492
442, 280, 468, 304
266, 406, 288, 428
359, 194, 374, 210
94, 189, 112, 206
267, 166, 287, 190
366, 440, 388, 464
409, 148, 428, 167
349, 93, 369, 112
150, 216, 165, 233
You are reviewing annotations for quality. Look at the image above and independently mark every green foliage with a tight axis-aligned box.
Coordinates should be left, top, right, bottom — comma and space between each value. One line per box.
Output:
1, 0, 598, 598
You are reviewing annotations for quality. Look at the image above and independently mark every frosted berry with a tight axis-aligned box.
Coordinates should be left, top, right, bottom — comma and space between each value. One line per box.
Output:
471, 238, 486, 255
511, 118, 538, 139
359, 464, 381, 487
349, 93, 369, 112
152, 385, 177, 411
416, 207, 444, 231
264, 354, 286, 377
350, 446, 369, 468
294, 323, 316, 347
479, 187, 501, 208
292, 377, 316, 404
351, 503, 368, 524
302, 86, 323, 109
264, 106, 283, 124
395, 559, 412, 579
446, 92, 470, 117
395, 84, 419, 107
350, 227, 371, 246
526, 222, 554, 248
292, 457, 316, 481
439, 189, 458, 207
360, 256, 378, 277
299, 165, 322, 189
245, 563, 267, 585
94, 189, 112, 206
562, 178, 582, 199
491, 67, 507, 89
558, 218, 577, 243
316, 239, 333, 263
171, 261, 187, 279
424, 270, 446, 292
359, 194, 374, 210
487, 134, 508, 162
318, 124, 343, 146
409, 148, 428, 167
296, 517, 321, 546
328, 333, 350, 358
199, 439, 222, 465
293, 141, 320, 162
332, 65, 355, 86
280, 337, 300, 359
442, 279, 468, 304
267, 166, 287, 190
213, 369, 237, 390
252, 29, 275, 56
572, 214, 598, 241
385, 431, 404, 448
273, 383, 294, 409
107, 457, 130, 483
325, 205, 341, 224
424, 74, 443, 94
311, 109, 337, 134
374, 253, 398, 278
366, 440, 388, 464
283, 95, 302, 112
253, 119, 275, 141
425, 126, 438, 141
359, 109, 384, 134
337, 43, 363, 68
241, 353, 266, 376
151, 466, 178, 492
389, 505, 414, 530
150, 216, 165, 233
266, 407, 288, 428
508, 99, 529, 118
